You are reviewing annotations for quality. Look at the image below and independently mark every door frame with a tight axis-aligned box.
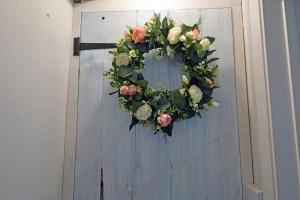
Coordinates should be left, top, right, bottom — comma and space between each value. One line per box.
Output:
62, 0, 275, 200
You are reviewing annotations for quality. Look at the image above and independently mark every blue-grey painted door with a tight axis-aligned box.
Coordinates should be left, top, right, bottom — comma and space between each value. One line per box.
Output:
75, 9, 243, 200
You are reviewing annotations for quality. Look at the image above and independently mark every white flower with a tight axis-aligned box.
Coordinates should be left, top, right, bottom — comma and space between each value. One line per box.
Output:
185, 31, 194, 40
200, 38, 211, 50
134, 104, 152, 121
115, 53, 131, 66
188, 85, 203, 105
167, 26, 182, 45
179, 35, 186, 42
179, 88, 186, 95
182, 75, 189, 85
209, 99, 220, 108
129, 50, 137, 58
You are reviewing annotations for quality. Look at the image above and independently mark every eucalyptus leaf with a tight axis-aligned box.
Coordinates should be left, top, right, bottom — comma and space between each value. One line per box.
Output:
161, 123, 173, 137
129, 115, 139, 130
132, 101, 144, 112
136, 80, 148, 89
157, 98, 170, 110
119, 66, 134, 77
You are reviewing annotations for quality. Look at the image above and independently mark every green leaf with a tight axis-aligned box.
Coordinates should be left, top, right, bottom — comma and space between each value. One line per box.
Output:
137, 73, 145, 80
157, 98, 170, 110
148, 100, 158, 110
136, 80, 148, 89
181, 24, 193, 33
117, 45, 129, 53
133, 93, 143, 101
161, 123, 173, 137
205, 36, 215, 44
129, 115, 139, 130
206, 50, 216, 57
174, 51, 184, 62
161, 17, 169, 36
128, 72, 138, 82
132, 101, 144, 112
119, 66, 134, 77
196, 112, 202, 118
205, 57, 219, 65
148, 91, 161, 97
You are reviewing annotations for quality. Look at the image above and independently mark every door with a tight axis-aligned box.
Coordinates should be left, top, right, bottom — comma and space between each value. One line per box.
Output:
74, 9, 251, 200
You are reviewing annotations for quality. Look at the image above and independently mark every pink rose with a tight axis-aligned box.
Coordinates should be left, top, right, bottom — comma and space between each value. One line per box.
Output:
124, 31, 131, 42
127, 85, 138, 96
132, 26, 147, 44
192, 29, 200, 40
120, 86, 129, 95
157, 114, 172, 127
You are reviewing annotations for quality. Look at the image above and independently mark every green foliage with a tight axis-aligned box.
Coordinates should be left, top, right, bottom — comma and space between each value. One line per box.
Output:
104, 14, 221, 137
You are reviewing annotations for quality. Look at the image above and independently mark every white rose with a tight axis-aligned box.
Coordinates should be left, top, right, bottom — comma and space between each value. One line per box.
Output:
179, 35, 186, 42
167, 26, 182, 45
188, 85, 203, 105
200, 38, 211, 50
115, 53, 131, 66
182, 75, 189, 85
129, 50, 137, 58
134, 104, 152, 121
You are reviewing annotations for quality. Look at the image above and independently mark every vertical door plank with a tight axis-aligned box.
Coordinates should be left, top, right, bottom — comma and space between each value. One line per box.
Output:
75, 11, 137, 200
133, 10, 172, 200
201, 8, 242, 200
167, 9, 209, 200
75, 50, 103, 200
98, 11, 137, 200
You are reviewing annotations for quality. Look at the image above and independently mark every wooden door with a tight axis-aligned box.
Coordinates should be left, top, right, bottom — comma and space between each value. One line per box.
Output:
74, 9, 250, 200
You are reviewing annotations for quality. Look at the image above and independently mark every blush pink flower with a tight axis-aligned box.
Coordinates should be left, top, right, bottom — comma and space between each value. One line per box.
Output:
132, 26, 147, 44
157, 114, 172, 127
192, 29, 200, 40
120, 86, 129, 95
186, 29, 200, 41
128, 85, 140, 96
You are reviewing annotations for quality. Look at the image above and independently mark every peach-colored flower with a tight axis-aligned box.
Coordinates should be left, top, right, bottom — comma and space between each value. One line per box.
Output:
132, 26, 147, 44
157, 114, 172, 127
124, 31, 131, 42
120, 86, 129, 95
127, 85, 138, 96
186, 29, 200, 41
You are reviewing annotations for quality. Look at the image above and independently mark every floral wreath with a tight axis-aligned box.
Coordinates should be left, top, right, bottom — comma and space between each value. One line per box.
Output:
104, 14, 220, 137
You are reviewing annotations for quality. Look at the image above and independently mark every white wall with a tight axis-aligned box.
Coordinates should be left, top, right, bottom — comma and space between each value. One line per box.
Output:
0, 1, 73, 200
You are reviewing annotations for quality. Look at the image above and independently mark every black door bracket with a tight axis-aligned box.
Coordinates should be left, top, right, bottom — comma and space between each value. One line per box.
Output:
73, 37, 116, 56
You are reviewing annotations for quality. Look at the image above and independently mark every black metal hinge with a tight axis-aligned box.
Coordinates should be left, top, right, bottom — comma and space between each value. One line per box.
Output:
73, 37, 116, 56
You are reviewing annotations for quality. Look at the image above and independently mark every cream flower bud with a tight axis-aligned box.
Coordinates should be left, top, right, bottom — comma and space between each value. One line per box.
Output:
209, 99, 220, 108
185, 31, 194, 40
134, 104, 152, 121
179, 35, 186, 42
179, 88, 186, 95
182, 75, 189, 85
188, 85, 203, 105
167, 26, 182, 45
200, 38, 211, 50
129, 50, 137, 58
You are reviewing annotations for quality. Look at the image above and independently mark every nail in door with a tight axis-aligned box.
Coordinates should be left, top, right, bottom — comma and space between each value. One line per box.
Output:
75, 9, 244, 200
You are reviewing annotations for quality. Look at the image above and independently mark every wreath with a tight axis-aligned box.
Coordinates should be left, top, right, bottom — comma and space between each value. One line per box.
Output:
104, 14, 220, 137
